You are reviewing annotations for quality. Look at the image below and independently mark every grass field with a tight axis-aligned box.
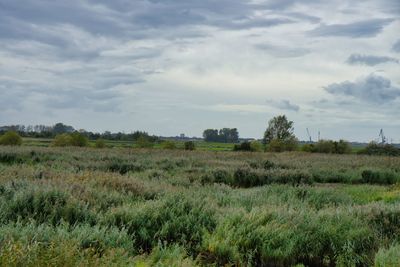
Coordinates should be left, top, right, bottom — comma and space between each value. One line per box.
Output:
0, 146, 399, 266
22, 137, 235, 151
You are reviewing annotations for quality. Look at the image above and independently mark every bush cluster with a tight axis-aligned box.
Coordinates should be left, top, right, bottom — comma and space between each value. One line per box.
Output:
302, 139, 352, 154
0, 131, 22, 146
358, 142, 400, 156
52, 132, 88, 147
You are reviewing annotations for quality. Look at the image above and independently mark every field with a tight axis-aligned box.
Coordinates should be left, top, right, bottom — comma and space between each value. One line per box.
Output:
0, 146, 399, 266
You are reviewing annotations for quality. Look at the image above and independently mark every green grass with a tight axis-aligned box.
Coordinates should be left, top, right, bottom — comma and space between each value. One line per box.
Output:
0, 146, 399, 266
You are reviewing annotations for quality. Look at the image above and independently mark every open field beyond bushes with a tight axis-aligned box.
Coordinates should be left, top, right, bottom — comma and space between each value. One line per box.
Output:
0, 146, 399, 266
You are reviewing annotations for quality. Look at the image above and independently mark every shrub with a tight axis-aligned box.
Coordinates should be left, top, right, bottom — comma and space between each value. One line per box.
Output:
107, 161, 145, 175
184, 141, 195, 151
233, 142, 252, 152
201, 210, 377, 267
361, 170, 398, 185
233, 167, 265, 187
301, 143, 316, 152
268, 137, 298, 152
0, 186, 95, 225
104, 195, 216, 254
161, 140, 176, 149
359, 142, 400, 156
136, 136, 154, 148
95, 138, 106, 148
0, 131, 22, 146
315, 140, 335, 153
52, 133, 88, 147
250, 141, 263, 152
69, 132, 88, 147
52, 133, 72, 147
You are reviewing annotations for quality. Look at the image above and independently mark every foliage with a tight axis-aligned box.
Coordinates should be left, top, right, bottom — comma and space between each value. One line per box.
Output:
95, 138, 106, 148
0, 131, 22, 146
184, 141, 196, 150
203, 128, 239, 143
374, 243, 400, 267
161, 140, 177, 149
0, 146, 399, 266
52, 132, 88, 147
268, 136, 298, 152
302, 140, 352, 154
263, 115, 295, 144
359, 142, 400, 156
136, 136, 154, 148
52, 133, 72, 147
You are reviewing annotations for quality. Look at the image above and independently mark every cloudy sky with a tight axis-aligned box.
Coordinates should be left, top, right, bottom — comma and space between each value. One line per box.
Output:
1, 0, 399, 142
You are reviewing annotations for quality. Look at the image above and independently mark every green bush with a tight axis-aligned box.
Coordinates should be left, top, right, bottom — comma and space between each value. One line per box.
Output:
233, 141, 252, 151
268, 137, 298, 152
69, 132, 88, 147
161, 140, 176, 149
52, 133, 72, 147
359, 142, 400, 156
52, 132, 88, 147
95, 138, 106, 148
104, 195, 216, 254
0, 186, 95, 225
136, 136, 154, 148
184, 141, 196, 151
0, 131, 22, 146
202, 210, 377, 267
361, 170, 398, 185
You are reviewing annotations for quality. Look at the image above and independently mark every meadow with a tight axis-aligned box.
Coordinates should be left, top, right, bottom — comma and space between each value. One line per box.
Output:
0, 145, 399, 266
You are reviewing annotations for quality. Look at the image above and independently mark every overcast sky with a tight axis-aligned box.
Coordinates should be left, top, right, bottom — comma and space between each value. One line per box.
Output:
1, 0, 399, 142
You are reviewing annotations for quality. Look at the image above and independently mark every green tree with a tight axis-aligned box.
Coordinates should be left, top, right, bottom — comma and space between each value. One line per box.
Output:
0, 131, 22, 146
263, 115, 298, 152
263, 115, 295, 144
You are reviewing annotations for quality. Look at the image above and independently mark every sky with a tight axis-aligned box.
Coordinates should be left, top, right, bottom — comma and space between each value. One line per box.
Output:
0, 0, 399, 142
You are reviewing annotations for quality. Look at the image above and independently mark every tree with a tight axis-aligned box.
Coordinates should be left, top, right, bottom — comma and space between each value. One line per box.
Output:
263, 115, 298, 152
53, 123, 74, 135
263, 115, 295, 144
203, 128, 239, 143
203, 129, 219, 142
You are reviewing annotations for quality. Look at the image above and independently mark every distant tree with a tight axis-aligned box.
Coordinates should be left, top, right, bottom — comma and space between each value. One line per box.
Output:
53, 123, 74, 135
263, 115, 295, 144
263, 115, 298, 152
203, 129, 219, 142
0, 131, 22, 146
203, 128, 239, 143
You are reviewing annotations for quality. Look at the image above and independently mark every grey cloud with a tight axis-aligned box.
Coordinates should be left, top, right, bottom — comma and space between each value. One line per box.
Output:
324, 73, 400, 104
393, 40, 400, 53
255, 43, 309, 58
267, 99, 300, 111
309, 19, 394, 38
346, 54, 399, 66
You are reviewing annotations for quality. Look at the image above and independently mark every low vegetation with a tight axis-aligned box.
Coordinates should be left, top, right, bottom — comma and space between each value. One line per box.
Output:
0, 146, 399, 266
